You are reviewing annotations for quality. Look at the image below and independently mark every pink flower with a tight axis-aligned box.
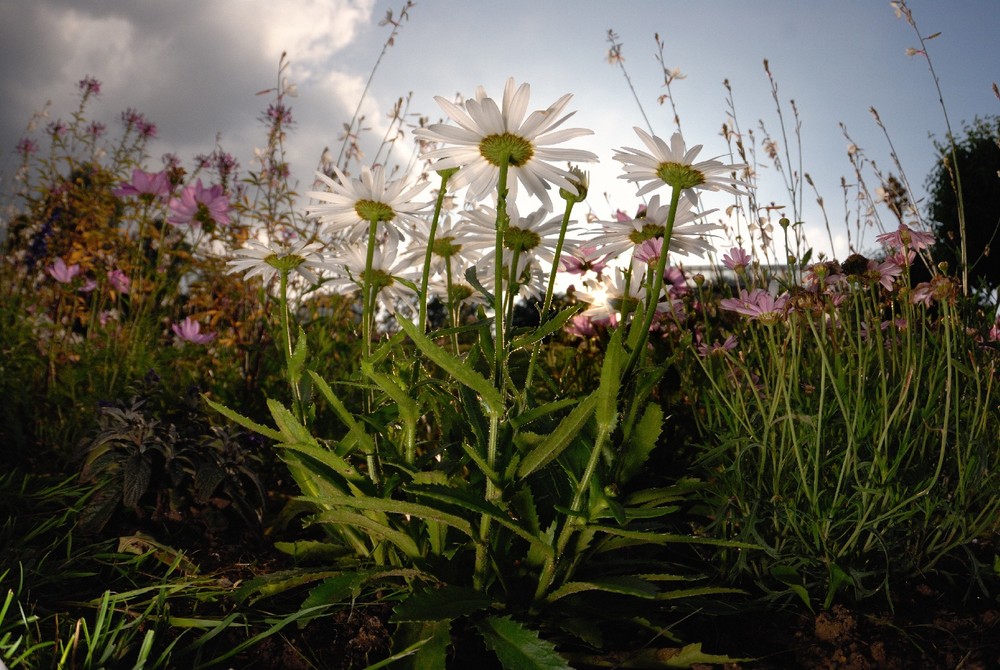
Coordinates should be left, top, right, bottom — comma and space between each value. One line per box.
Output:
720, 288, 789, 323
988, 317, 1000, 343
697, 334, 738, 358
107, 269, 130, 294
721, 247, 751, 273
171, 317, 216, 345
560, 245, 611, 276
113, 168, 172, 202
167, 179, 230, 228
78, 76, 102, 97
876, 223, 935, 252
869, 259, 903, 292
47, 258, 80, 284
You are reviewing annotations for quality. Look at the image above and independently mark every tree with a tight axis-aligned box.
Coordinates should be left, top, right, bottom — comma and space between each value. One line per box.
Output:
925, 115, 1000, 294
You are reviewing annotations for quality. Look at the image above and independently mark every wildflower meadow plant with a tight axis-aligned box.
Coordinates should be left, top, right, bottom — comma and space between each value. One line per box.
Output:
689, 233, 999, 609
208, 76, 751, 667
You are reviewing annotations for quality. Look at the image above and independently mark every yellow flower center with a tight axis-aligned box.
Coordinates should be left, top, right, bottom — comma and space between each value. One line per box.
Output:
479, 132, 534, 168
504, 226, 541, 252
355, 199, 396, 223
264, 253, 306, 273
628, 223, 665, 245
654, 162, 705, 189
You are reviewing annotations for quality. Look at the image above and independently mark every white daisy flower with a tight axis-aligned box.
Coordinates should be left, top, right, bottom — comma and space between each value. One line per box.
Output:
227, 239, 326, 285
460, 203, 578, 274
305, 165, 429, 243
414, 77, 598, 211
613, 128, 748, 199
589, 193, 722, 262
323, 235, 421, 312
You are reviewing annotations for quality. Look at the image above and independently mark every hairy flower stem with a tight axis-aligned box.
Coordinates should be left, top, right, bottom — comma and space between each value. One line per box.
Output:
533, 421, 613, 603
361, 217, 381, 484
417, 171, 452, 334
521, 197, 576, 408
623, 184, 681, 378
277, 268, 305, 423
475, 159, 511, 592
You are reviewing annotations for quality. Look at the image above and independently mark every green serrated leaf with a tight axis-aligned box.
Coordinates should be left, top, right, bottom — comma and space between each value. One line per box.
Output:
596, 328, 623, 432
477, 615, 571, 670
307, 371, 375, 455
517, 393, 597, 479
510, 397, 579, 430
311, 510, 420, 559
545, 575, 659, 603
203, 396, 282, 441
273, 540, 352, 562
411, 486, 550, 556
391, 586, 492, 623
619, 403, 662, 484
300, 573, 364, 611
288, 326, 308, 383
390, 620, 450, 670
278, 441, 363, 483
308, 495, 475, 539
396, 315, 503, 416
567, 641, 747, 668
362, 360, 420, 422
509, 305, 583, 351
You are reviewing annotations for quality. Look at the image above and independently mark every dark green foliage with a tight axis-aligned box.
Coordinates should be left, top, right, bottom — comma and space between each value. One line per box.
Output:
925, 115, 1000, 292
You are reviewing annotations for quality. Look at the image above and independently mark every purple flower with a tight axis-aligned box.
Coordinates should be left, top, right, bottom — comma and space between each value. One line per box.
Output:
47, 258, 81, 284
171, 317, 216, 345
78, 76, 102, 97
107, 269, 130, 294
121, 109, 157, 138
88, 122, 107, 139
167, 179, 230, 228
870, 258, 903, 292
721, 247, 751, 273
720, 288, 789, 323
16, 138, 38, 158
112, 168, 172, 202
47, 121, 68, 138
560, 245, 611, 276
876, 223, 935, 252
697, 334, 738, 358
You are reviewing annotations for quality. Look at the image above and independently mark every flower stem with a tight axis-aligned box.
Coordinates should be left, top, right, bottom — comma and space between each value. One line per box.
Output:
623, 184, 681, 377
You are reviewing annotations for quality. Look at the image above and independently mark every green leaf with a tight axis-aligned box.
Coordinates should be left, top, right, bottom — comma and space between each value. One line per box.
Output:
311, 510, 421, 559
306, 496, 475, 539
273, 540, 352, 562
122, 453, 151, 508
391, 586, 492, 623
545, 576, 659, 603
391, 620, 451, 670
307, 371, 376, 455
509, 305, 583, 351
411, 486, 551, 556
510, 397, 579, 430
619, 403, 662, 484
288, 326, 308, 384
476, 615, 571, 670
300, 573, 365, 611
396, 315, 503, 416
517, 393, 597, 479
203, 395, 282, 442
278, 441, 364, 483
362, 360, 420, 423
465, 264, 495, 304
595, 328, 623, 433
567, 642, 746, 668
268, 399, 316, 444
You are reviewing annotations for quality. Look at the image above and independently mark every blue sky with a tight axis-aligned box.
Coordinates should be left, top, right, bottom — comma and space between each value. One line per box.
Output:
1, 0, 997, 260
